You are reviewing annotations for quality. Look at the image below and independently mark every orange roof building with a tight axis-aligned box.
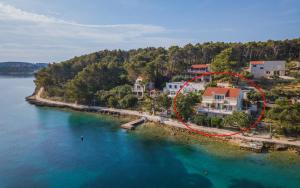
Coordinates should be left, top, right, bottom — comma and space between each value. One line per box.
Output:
250, 61, 265, 65
199, 87, 243, 115
191, 64, 210, 69
189, 64, 210, 72
188, 64, 212, 82
202, 87, 241, 98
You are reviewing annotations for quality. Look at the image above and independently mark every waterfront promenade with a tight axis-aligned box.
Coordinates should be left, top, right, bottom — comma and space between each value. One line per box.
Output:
27, 88, 300, 150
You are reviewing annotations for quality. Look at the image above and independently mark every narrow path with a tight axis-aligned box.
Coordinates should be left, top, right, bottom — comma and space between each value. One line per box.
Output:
30, 87, 300, 148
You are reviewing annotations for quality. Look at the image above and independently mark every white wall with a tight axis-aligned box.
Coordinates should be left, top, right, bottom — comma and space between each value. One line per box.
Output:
250, 61, 286, 78
164, 82, 206, 97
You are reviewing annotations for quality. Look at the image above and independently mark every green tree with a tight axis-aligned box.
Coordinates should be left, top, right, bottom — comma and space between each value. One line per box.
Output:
223, 111, 251, 129
110, 85, 132, 98
142, 96, 158, 114
95, 90, 111, 106
157, 93, 172, 112
34, 38, 300, 105
267, 102, 300, 136
66, 63, 123, 104
275, 98, 289, 106
211, 117, 223, 128
119, 94, 138, 108
240, 71, 254, 79
192, 114, 207, 126
211, 48, 238, 72
247, 90, 261, 103
175, 93, 200, 121
205, 81, 217, 88
108, 96, 118, 107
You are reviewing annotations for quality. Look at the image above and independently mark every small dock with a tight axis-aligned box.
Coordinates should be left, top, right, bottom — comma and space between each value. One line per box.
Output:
121, 117, 147, 130
240, 142, 264, 153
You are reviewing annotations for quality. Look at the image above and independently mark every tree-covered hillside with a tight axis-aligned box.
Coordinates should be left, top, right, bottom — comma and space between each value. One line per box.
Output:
0, 62, 48, 75
35, 38, 300, 104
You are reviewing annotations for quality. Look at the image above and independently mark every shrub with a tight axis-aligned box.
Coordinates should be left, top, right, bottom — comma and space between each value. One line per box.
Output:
211, 117, 223, 128
119, 94, 138, 108
192, 115, 206, 126
108, 96, 118, 107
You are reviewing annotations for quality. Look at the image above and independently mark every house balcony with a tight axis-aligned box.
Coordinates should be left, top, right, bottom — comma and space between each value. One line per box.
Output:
197, 107, 234, 115
202, 98, 238, 105
187, 69, 209, 74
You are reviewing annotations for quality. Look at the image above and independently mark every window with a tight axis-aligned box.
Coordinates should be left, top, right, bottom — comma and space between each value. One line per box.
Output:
266, 71, 270, 74
215, 95, 224, 100
253, 65, 256, 67
171, 91, 175, 95
169, 85, 172, 89
174, 85, 177, 89
260, 67, 264, 69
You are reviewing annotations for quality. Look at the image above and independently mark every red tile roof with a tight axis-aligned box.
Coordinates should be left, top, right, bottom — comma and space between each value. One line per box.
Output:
191, 64, 210, 69
250, 61, 264, 65
203, 87, 241, 98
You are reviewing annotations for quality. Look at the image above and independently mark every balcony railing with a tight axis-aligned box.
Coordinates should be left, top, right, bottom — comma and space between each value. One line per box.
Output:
187, 69, 209, 73
198, 107, 234, 115
202, 98, 238, 105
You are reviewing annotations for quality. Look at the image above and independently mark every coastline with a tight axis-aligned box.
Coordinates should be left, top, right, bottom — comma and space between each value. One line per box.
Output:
26, 88, 300, 154
134, 123, 300, 163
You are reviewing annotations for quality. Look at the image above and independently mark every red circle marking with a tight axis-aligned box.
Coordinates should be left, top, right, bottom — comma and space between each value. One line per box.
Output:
173, 71, 267, 137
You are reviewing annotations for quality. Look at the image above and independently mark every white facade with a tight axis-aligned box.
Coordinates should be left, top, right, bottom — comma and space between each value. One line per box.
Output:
164, 82, 184, 97
217, 82, 232, 88
132, 77, 145, 98
184, 83, 206, 93
164, 82, 206, 97
132, 77, 154, 98
249, 61, 286, 78
198, 87, 243, 116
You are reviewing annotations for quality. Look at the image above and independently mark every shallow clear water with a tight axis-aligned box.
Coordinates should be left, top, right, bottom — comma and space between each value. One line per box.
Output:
0, 76, 299, 188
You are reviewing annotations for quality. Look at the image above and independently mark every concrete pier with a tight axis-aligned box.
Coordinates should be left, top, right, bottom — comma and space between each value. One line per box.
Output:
121, 117, 146, 130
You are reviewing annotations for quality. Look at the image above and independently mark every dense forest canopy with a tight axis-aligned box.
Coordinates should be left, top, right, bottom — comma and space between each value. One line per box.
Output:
0, 62, 47, 74
35, 38, 300, 104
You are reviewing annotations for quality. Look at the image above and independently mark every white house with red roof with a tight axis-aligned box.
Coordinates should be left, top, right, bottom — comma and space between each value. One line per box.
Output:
198, 87, 243, 115
188, 64, 211, 82
249, 61, 286, 78
188, 64, 211, 73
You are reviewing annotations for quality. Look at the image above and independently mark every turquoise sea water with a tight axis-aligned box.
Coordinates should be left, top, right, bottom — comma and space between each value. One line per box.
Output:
0, 76, 299, 188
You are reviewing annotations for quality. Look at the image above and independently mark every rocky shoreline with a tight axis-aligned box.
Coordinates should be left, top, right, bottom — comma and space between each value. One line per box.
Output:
26, 93, 300, 154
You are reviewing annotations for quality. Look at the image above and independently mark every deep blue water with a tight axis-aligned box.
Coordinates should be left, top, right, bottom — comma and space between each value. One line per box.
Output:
0, 76, 299, 188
